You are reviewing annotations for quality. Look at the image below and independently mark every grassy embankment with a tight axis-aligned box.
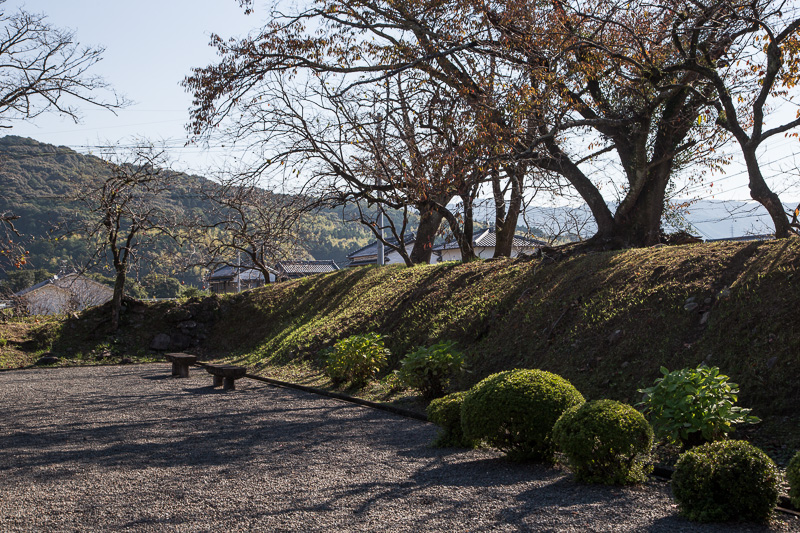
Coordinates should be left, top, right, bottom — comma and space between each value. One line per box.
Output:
3, 239, 799, 461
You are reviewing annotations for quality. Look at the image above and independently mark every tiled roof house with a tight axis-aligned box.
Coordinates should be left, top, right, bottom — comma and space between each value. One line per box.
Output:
14, 273, 113, 315
432, 229, 547, 262
274, 260, 340, 280
207, 266, 276, 294
346, 233, 416, 267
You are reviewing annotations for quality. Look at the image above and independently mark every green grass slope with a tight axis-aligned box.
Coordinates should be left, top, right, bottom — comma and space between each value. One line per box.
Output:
199, 240, 798, 418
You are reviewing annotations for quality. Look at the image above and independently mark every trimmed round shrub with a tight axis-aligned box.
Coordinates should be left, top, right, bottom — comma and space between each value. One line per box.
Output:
788, 450, 800, 509
461, 369, 585, 461
553, 399, 653, 485
399, 340, 464, 400
427, 391, 474, 448
672, 440, 780, 523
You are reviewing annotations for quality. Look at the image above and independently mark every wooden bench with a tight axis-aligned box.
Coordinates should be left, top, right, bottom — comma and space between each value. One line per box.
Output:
165, 353, 197, 378
206, 364, 247, 390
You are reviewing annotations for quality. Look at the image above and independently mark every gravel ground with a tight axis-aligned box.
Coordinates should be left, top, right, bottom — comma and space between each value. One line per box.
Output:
0, 364, 798, 533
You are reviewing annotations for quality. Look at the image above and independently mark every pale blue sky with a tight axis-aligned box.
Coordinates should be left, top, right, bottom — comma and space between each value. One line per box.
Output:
3, 0, 258, 173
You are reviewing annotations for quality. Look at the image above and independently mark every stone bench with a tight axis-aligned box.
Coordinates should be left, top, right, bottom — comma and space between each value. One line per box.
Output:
165, 352, 197, 378
205, 364, 247, 390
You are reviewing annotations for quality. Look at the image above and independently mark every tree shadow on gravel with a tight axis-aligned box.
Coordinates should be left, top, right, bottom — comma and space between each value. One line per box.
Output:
408, 456, 563, 488
393, 441, 479, 460
181, 385, 231, 394
120, 517, 190, 529
0, 397, 434, 480
511, 475, 639, 508
645, 514, 777, 533
139, 374, 173, 381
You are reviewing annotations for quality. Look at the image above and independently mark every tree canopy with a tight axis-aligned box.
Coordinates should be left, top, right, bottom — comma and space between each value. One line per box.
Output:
186, 0, 800, 249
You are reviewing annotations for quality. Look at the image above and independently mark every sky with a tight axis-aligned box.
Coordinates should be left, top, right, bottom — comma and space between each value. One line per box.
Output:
3, 0, 800, 229
2, 0, 258, 174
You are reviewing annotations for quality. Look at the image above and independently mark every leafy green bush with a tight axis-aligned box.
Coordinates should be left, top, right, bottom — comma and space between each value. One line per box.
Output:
398, 340, 463, 400
142, 274, 184, 298
378, 371, 405, 394
427, 391, 474, 448
325, 333, 389, 387
461, 369, 585, 461
552, 399, 653, 485
181, 286, 210, 299
638, 365, 760, 447
788, 450, 800, 509
672, 440, 779, 523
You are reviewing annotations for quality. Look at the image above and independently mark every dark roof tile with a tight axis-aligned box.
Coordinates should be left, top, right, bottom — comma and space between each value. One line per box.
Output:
208, 266, 271, 282
275, 260, 340, 278
346, 232, 416, 260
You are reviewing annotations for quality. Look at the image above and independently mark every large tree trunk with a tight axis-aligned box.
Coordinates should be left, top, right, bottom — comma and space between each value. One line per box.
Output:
431, 196, 477, 262
743, 147, 791, 238
611, 191, 665, 247
256, 266, 273, 285
595, 162, 673, 248
458, 193, 477, 261
111, 269, 125, 331
493, 165, 523, 258
253, 252, 273, 285
409, 205, 443, 264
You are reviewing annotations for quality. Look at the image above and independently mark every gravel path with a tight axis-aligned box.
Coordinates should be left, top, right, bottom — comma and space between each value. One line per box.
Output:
0, 364, 797, 532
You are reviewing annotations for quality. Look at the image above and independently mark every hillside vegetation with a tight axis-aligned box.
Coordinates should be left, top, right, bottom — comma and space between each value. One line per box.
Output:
20, 238, 797, 458
0, 136, 401, 281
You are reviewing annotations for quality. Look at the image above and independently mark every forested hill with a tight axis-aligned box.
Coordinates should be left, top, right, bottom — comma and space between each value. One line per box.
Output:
0, 136, 202, 237
0, 136, 380, 283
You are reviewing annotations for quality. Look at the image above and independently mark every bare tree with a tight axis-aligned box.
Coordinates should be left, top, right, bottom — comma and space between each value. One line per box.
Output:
0, 2, 124, 126
668, 0, 800, 238
526, 206, 595, 245
76, 143, 179, 331
0, 1, 124, 270
187, 173, 308, 284
186, 0, 729, 249
188, 63, 496, 263
0, 209, 23, 270
322, 78, 490, 263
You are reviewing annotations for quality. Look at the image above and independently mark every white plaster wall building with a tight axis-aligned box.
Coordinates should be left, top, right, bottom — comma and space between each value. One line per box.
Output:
14, 273, 114, 315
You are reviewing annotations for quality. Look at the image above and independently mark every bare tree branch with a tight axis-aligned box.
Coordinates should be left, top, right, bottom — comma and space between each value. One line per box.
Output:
72, 142, 179, 331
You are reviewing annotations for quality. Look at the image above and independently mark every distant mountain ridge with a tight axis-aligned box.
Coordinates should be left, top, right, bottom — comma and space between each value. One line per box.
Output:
669, 199, 798, 240
0, 136, 381, 279
468, 199, 795, 241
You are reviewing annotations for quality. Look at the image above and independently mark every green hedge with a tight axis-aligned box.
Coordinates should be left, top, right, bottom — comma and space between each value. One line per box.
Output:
325, 333, 389, 388
672, 440, 779, 522
461, 368, 584, 461
788, 450, 800, 510
427, 391, 474, 448
553, 399, 653, 485
399, 340, 463, 400
638, 365, 759, 447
